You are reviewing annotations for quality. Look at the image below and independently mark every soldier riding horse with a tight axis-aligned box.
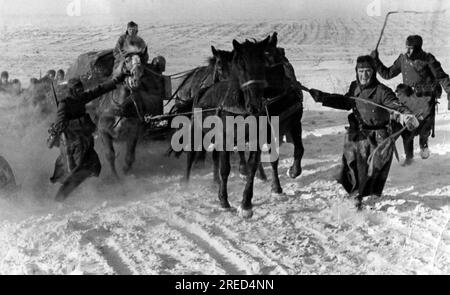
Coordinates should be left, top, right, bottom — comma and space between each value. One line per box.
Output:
97, 38, 163, 178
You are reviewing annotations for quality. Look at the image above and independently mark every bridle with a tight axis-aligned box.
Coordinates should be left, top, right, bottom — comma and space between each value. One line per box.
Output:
124, 54, 142, 90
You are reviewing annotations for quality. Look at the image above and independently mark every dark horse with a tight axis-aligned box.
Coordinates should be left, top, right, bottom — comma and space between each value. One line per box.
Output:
176, 45, 267, 181
187, 33, 304, 196
187, 38, 271, 218
257, 32, 304, 194
96, 42, 164, 178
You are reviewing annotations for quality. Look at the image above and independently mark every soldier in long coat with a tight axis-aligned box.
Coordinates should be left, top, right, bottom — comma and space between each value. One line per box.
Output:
47, 74, 125, 201
371, 35, 450, 164
309, 55, 419, 209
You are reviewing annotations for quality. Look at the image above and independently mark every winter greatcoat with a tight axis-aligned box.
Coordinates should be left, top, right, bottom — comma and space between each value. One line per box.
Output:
49, 79, 118, 201
312, 77, 412, 198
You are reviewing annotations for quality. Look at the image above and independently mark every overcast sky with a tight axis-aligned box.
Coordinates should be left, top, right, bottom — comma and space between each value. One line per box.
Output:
0, 0, 448, 22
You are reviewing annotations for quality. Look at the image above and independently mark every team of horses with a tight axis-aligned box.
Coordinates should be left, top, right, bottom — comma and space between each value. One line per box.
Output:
26, 32, 305, 218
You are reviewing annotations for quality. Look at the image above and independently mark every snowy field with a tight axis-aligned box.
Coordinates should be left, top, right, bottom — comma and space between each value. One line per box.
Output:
0, 14, 450, 274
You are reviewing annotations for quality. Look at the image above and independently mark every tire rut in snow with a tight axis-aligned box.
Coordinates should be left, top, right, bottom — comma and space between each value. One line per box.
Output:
80, 228, 133, 275
161, 218, 246, 275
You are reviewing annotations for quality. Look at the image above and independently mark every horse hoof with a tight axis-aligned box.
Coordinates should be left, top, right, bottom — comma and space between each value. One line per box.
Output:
288, 167, 302, 179
219, 206, 235, 213
238, 206, 253, 219
219, 200, 232, 209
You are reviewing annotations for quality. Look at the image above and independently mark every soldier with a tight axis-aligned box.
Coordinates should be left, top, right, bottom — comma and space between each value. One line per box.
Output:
113, 21, 149, 73
47, 73, 125, 201
371, 35, 450, 164
11, 79, 22, 95
56, 69, 65, 83
0, 71, 10, 91
40, 70, 56, 85
47, 69, 56, 81
309, 55, 419, 209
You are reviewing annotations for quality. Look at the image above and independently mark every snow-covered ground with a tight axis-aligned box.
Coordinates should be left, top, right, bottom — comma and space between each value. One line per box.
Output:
0, 15, 450, 274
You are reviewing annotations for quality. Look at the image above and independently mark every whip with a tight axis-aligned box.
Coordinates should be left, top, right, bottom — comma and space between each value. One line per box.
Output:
375, 9, 449, 50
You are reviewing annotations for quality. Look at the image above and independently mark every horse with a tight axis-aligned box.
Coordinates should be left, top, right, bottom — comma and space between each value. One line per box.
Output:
165, 46, 234, 162
96, 45, 164, 178
186, 32, 304, 195
187, 37, 271, 218
248, 32, 304, 195
178, 45, 268, 182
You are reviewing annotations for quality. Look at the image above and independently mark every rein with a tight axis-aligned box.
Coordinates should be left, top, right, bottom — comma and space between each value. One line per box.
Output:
241, 80, 268, 90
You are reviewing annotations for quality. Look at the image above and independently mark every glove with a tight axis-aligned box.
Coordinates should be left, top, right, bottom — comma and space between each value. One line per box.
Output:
47, 134, 59, 149
47, 123, 64, 149
370, 49, 379, 60
309, 88, 324, 103
401, 114, 420, 131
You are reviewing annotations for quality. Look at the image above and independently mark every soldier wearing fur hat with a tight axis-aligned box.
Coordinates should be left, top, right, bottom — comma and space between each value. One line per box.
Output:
309, 55, 419, 209
113, 21, 149, 73
47, 73, 125, 201
371, 35, 450, 164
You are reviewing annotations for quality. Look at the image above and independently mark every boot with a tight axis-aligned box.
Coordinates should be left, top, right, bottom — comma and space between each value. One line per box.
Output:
401, 157, 414, 167
420, 146, 430, 159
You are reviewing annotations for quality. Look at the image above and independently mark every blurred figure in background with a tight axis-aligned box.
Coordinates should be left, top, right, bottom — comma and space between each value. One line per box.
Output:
56, 69, 65, 83
0, 71, 10, 91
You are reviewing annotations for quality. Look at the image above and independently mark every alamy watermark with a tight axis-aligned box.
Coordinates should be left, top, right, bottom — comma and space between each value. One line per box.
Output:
170, 109, 280, 162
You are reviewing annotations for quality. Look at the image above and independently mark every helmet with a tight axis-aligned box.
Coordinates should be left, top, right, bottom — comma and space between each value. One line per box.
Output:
1, 71, 8, 79
127, 21, 138, 28
47, 69, 56, 77
406, 35, 423, 49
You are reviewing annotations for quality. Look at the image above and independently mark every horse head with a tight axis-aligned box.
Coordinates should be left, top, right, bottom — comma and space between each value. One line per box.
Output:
231, 36, 270, 115
121, 53, 144, 90
263, 32, 283, 67
210, 46, 233, 82
121, 36, 148, 90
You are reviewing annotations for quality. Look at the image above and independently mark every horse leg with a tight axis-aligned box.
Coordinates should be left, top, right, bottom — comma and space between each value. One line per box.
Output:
288, 117, 304, 179
100, 131, 119, 179
270, 158, 283, 195
123, 132, 138, 175
184, 151, 195, 182
256, 162, 267, 181
238, 151, 248, 177
212, 150, 220, 184
240, 150, 260, 219
218, 151, 231, 209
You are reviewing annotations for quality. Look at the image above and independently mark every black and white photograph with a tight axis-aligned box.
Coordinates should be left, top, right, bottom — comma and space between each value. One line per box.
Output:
0, 0, 450, 276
